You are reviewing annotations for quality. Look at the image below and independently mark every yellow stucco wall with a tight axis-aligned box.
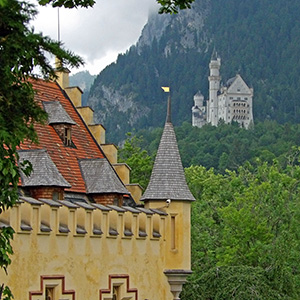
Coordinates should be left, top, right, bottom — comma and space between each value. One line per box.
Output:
55, 68, 70, 89
101, 144, 118, 164
145, 200, 192, 270
0, 198, 192, 300
125, 184, 143, 204
113, 163, 131, 184
89, 124, 106, 145
65, 86, 83, 108
77, 106, 94, 125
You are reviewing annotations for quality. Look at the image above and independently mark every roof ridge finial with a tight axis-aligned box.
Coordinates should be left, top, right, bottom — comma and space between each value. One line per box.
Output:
211, 47, 218, 60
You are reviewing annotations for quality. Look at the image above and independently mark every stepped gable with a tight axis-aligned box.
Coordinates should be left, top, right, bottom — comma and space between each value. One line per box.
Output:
79, 158, 128, 194
141, 97, 195, 202
18, 149, 71, 187
19, 78, 127, 195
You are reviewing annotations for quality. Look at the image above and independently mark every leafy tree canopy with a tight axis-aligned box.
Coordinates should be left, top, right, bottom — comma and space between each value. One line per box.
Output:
38, 0, 195, 13
118, 133, 154, 189
182, 160, 300, 299
136, 120, 300, 173
0, 0, 83, 297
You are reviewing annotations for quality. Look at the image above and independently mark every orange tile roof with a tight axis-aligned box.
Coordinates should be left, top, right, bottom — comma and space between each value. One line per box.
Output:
19, 78, 105, 194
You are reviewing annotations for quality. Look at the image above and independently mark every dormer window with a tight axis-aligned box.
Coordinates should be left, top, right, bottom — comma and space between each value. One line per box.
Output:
64, 127, 71, 146
43, 101, 76, 147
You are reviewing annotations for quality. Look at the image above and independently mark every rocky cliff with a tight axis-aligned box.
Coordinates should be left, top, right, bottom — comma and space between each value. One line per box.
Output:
88, 0, 300, 143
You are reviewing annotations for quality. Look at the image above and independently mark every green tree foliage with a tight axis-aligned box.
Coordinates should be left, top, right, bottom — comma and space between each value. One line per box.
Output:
157, 0, 195, 14
135, 120, 300, 173
38, 0, 195, 13
181, 161, 300, 299
38, 0, 95, 8
118, 133, 154, 189
0, 0, 83, 297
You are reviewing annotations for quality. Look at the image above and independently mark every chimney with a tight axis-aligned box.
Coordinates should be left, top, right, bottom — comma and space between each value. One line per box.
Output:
54, 57, 70, 89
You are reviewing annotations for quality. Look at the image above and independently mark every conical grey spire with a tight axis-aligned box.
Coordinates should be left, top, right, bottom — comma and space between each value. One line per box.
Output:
141, 97, 195, 202
211, 47, 219, 60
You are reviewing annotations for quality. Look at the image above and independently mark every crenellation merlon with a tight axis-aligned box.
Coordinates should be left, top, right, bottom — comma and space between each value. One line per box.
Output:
0, 198, 167, 242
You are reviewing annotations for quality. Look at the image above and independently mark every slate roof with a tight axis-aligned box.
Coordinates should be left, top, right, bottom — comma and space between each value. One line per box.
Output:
194, 91, 204, 98
19, 78, 127, 195
18, 149, 71, 187
141, 102, 195, 202
225, 76, 237, 87
79, 158, 129, 194
43, 101, 76, 125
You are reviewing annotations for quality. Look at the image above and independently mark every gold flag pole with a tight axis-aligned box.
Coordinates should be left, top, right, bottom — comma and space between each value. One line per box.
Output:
161, 87, 171, 123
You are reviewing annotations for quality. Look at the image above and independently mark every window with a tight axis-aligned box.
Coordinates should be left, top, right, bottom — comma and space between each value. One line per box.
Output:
99, 275, 138, 300
52, 124, 75, 148
113, 197, 122, 206
112, 286, 118, 300
171, 216, 176, 250
53, 189, 63, 200
46, 287, 55, 300
64, 127, 71, 146
29, 275, 75, 300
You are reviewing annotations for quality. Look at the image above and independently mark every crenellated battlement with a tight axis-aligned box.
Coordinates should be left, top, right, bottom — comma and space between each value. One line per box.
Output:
0, 196, 168, 242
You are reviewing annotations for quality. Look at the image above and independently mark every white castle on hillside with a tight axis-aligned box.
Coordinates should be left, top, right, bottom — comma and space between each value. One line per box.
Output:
192, 53, 254, 129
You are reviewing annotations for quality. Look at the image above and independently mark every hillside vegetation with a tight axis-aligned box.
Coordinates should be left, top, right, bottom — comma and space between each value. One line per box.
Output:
119, 125, 300, 299
88, 0, 300, 143
133, 120, 300, 174
182, 162, 300, 299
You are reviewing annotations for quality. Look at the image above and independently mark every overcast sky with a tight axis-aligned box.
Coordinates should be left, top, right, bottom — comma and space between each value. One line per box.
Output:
32, 0, 158, 75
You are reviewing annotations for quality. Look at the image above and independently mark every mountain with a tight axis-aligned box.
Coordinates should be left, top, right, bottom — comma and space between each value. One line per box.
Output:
70, 71, 95, 106
87, 0, 300, 143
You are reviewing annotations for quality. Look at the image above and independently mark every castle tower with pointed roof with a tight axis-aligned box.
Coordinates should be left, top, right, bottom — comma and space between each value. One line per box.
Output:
192, 56, 254, 128
207, 52, 221, 126
142, 94, 195, 300
142, 96, 195, 202
192, 91, 206, 127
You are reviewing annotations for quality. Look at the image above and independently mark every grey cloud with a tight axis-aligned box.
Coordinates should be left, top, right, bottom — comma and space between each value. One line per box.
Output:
33, 0, 158, 74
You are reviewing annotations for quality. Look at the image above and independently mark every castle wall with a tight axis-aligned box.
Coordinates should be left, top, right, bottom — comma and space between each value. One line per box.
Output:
0, 197, 181, 300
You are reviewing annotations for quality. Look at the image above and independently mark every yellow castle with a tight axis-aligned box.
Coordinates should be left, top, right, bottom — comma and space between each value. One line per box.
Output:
0, 67, 195, 300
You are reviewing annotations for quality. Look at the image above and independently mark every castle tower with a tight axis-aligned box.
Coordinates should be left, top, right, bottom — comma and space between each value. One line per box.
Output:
141, 94, 195, 300
192, 91, 206, 128
207, 51, 221, 126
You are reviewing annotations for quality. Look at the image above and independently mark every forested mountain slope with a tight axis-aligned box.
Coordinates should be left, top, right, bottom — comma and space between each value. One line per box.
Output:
88, 0, 300, 143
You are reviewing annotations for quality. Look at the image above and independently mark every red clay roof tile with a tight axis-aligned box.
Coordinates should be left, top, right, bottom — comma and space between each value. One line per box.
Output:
19, 78, 105, 194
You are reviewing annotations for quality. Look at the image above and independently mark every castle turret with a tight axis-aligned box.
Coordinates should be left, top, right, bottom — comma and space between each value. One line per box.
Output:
141, 94, 195, 300
208, 51, 221, 126
192, 91, 206, 128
